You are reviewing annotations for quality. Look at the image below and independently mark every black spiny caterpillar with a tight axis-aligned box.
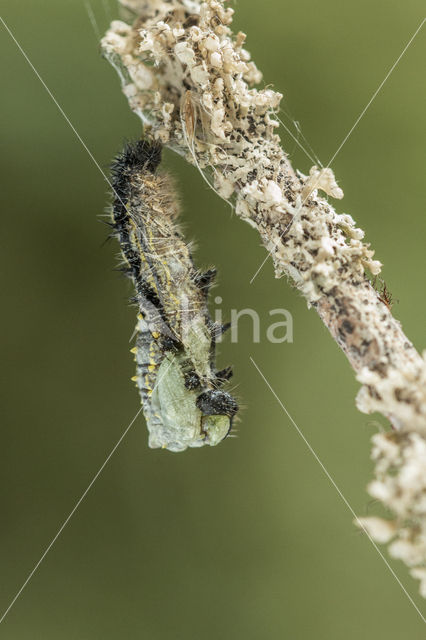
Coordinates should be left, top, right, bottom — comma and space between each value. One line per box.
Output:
110, 140, 238, 452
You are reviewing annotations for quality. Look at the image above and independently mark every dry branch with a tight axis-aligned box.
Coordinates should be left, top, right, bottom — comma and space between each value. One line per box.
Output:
102, 0, 426, 595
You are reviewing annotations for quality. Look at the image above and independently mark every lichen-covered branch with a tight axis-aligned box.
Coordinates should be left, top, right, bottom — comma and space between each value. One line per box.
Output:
102, 0, 426, 594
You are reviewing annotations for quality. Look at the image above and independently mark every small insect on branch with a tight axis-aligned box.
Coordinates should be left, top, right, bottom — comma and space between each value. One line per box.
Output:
372, 277, 395, 311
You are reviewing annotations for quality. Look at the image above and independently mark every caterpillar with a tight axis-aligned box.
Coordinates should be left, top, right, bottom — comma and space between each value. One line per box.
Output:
110, 139, 238, 452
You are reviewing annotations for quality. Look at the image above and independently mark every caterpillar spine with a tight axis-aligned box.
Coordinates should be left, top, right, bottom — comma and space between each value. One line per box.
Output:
110, 140, 238, 452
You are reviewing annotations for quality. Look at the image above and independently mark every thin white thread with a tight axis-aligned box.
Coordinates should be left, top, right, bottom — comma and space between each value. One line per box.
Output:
327, 18, 425, 167
248, 176, 313, 285
0, 406, 143, 625
276, 114, 320, 167
249, 176, 317, 285
249, 217, 294, 285
0, 16, 128, 211
84, 1, 101, 40
249, 18, 425, 285
0, 23, 181, 606
250, 356, 426, 625
292, 118, 323, 168
180, 96, 235, 213
0, 351, 176, 625
102, 0, 112, 21
249, 257, 268, 285
3, 7, 424, 619
277, 100, 323, 168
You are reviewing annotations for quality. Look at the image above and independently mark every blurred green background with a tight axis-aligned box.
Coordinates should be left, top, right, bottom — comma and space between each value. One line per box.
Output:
1, 1, 425, 638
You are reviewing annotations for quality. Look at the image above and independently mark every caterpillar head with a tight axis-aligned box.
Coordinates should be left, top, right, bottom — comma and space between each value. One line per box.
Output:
196, 390, 238, 446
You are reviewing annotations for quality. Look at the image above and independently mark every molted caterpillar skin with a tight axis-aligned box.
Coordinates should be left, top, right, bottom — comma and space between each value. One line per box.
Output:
110, 140, 238, 452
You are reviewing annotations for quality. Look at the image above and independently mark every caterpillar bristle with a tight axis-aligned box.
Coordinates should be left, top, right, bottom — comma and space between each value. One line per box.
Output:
211, 321, 231, 339
215, 366, 233, 385
109, 138, 238, 452
194, 268, 216, 292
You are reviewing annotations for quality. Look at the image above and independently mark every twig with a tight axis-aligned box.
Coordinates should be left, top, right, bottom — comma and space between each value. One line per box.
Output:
101, 0, 426, 596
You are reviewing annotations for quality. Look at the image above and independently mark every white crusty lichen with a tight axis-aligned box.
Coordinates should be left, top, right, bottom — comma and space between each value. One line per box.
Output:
356, 430, 426, 597
357, 351, 426, 434
101, 0, 381, 301
102, 0, 426, 594
301, 166, 344, 201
